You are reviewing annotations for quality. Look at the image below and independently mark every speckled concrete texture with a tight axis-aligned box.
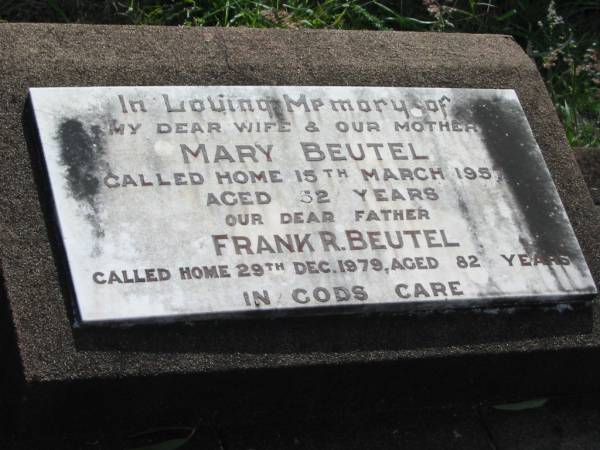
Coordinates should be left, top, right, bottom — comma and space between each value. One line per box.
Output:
1, 24, 600, 427
575, 147, 600, 204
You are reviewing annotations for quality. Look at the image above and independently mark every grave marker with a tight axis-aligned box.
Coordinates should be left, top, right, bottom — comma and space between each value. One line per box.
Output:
30, 86, 596, 324
1, 24, 598, 430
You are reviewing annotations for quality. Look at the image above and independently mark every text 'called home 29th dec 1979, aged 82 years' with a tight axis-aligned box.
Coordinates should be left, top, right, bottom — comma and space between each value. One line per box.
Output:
29, 86, 596, 324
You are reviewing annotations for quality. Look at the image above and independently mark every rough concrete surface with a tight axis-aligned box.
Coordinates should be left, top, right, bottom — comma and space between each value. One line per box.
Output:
1, 23, 600, 430
575, 147, 600, 204
2, 396, 599, 449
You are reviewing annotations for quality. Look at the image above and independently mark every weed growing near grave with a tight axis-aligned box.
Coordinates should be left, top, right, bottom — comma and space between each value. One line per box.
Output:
532, 2, 600, 147
1, 0, 599, 146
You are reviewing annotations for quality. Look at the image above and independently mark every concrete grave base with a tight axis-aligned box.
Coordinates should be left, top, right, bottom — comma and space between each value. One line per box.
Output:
575, 147, 600, 205
2, 395, 600, 449
1, 23, 599, 430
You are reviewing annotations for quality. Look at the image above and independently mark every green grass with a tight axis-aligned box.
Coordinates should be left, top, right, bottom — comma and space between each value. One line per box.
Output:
1, 0, 599, 146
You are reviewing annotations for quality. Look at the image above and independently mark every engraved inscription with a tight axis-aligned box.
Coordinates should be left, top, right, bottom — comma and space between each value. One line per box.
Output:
29, 86, 597, 324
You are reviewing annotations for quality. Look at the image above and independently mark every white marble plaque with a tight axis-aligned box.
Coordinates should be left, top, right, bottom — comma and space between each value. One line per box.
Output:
29, 86, 596, 324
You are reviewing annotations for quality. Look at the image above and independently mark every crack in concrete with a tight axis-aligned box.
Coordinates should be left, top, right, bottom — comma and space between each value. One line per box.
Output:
475, 405, 499, 450
216, 28, 255, 84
